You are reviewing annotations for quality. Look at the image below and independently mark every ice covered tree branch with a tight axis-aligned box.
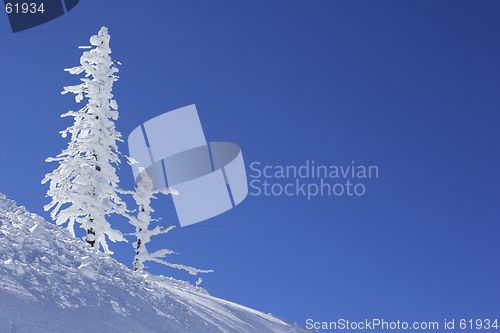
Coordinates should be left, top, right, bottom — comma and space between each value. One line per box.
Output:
42, 27, 127, 254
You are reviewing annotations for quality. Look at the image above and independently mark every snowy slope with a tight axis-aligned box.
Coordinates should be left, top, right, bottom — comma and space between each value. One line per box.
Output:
0, 192, 314, 333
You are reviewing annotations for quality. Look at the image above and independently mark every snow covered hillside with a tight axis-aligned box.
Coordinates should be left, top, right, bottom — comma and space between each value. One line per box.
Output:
0, 192, 313, 333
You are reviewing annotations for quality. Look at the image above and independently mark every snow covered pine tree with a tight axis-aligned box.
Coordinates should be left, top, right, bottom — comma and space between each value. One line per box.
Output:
42, 27, 127, 254
130, 167, 213, 275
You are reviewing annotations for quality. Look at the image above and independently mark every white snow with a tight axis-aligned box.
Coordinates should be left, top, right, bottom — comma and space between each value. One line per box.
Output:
0, 192, 314, 332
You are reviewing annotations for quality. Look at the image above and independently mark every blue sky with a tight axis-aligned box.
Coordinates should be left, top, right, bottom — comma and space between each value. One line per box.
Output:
1, 1, 499, 331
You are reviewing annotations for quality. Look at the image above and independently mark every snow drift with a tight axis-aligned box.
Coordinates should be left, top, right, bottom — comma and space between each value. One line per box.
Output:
0, 192, 313, 333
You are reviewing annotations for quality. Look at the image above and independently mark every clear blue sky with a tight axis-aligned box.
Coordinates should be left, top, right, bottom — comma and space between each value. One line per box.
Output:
1, 1, 499, 331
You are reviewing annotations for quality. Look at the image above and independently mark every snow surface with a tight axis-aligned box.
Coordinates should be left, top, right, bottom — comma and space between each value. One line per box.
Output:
0, 192, 314, 333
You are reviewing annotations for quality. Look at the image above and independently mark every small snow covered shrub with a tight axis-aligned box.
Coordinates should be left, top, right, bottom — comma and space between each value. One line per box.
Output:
129, 168, 212, 275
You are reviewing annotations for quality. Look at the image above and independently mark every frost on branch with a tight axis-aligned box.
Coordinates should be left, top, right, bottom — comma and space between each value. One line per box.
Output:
130, 168, 213, 276
42, 27, 127, 254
